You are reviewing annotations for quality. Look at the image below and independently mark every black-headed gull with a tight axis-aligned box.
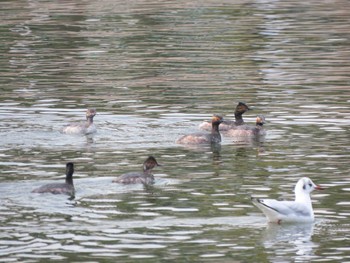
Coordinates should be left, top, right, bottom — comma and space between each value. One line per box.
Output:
252, 177, 324, 223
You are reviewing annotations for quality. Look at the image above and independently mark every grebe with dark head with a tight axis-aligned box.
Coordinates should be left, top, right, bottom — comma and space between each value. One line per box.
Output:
199, 102, 250, 131
61, 108, 97, 135
177, 114, 224, 145
32, 162, 75, 196
113, 156, 161, 185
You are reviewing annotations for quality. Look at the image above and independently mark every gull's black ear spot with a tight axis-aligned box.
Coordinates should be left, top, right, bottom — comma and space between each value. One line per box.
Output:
303, 184, 306, 190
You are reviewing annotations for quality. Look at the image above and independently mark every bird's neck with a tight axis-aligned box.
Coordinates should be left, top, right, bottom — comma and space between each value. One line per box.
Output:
143, 166, 153, 175
143, 170, 153, 176
211, 123, 221, 143
256, 123, 264, 129
86, 116, 94, 125
234, 113, 243, 124
66, 173, 73, 185
211, 122, 220, 133
295, 192, 312, 207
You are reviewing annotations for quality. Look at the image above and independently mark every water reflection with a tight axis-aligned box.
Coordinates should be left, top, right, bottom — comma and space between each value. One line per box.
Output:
262, 223, 317, 262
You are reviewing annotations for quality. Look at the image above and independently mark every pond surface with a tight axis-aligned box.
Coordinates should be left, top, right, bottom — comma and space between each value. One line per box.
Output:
1, 0, 350, 262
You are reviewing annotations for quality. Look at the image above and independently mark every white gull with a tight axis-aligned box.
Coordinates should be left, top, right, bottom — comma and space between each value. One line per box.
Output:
252, 177, 324, 224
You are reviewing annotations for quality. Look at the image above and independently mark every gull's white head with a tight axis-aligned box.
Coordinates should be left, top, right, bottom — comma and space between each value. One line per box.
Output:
295, 177, 323, 196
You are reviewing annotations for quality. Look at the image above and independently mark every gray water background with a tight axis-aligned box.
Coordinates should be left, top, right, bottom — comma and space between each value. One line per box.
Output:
0, 0, 350, 262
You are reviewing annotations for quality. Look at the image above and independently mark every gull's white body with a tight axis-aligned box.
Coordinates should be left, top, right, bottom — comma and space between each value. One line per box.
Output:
252, 177, 323, 223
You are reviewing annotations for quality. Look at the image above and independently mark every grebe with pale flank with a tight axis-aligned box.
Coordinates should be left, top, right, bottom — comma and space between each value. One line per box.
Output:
61, 109, 97, 135
177, 114, 224, 145
224, 115, 266, 138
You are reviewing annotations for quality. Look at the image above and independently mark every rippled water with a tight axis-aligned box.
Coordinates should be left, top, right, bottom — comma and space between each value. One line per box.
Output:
1, 0, 350, 262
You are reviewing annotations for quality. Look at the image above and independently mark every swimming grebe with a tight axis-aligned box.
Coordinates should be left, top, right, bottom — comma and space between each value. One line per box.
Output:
112, 156, 160, 184
199, 102, 250, 131
177, 114, 224, 145
252, 177, 324, 223
224, 115, 266, 138
61, 109, 97, 135
32, 162, 75, 196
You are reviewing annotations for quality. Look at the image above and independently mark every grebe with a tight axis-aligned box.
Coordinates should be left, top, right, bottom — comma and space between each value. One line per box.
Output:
32, 162, 75, 196
199, 102, 250, 131
177, 114, 223, 145
61, 109, 97, 135
224, 115, 266, 138
113, 156, 160, 184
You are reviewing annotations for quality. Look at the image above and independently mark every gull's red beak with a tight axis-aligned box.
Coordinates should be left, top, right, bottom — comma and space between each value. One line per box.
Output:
315, 185, 324, 190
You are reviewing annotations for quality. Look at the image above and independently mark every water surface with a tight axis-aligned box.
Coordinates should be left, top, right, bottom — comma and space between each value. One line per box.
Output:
0, 0, 350, 262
